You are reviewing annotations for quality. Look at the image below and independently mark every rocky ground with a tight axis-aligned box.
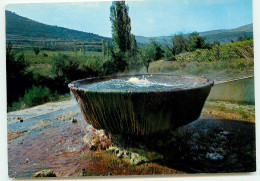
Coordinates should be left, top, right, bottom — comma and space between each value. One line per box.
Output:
7, 99, 256, 178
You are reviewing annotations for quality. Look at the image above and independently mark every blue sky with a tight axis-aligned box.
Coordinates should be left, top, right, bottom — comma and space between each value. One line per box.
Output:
6, 0, 253, 37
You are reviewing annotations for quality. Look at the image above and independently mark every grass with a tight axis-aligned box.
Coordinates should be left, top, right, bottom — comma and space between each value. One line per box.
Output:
149, 39, 254, 81
202, 100, 255, 122
149, 58, 254, 81
17, 49, 104, 76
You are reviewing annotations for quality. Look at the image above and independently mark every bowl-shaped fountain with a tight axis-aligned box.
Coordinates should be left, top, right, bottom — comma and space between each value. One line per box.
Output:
69, 74, 214, 136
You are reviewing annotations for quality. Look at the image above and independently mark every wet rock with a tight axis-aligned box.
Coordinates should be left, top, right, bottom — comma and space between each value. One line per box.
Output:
19, 119, 23, 123
130, 153, 148, 165
217, 134, 226, 141
192, 132, 200, 138
71, 118, 77, 123
108, 146, 116, 153
89, 138, 100, 151
33, 169, 56, 177
220, 131, 231, 136
125, 151, 132, 159
206, 152, 224, 161
100, 141, 108, 150
80, 168, 87, 176
117, 150, 124, 158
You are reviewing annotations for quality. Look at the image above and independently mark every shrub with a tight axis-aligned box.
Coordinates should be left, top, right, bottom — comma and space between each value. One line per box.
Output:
33, 47, 40, 55
7, 98, 24, 112
6, 42, 33, 106
52, 54, 81, 84
23, 85, 54, 107
52, 54, 98, 91
23, 85, 58, 107
103, 60, 116, 75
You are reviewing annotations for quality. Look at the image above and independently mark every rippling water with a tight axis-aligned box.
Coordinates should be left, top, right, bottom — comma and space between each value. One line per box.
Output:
79, 75, 206, 92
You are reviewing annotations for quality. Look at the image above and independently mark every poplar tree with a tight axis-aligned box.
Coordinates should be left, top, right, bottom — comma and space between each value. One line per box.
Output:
110, 1, 131, 53
73, 41, 77, 54
130, 34, 137, 57
101, 39, 106, 57
82, 44, 86, 55
106, 41, 110, 57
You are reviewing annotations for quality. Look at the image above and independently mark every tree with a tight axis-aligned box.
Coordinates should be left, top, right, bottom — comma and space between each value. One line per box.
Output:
82, 44, 86, 55
130, 34, 138, 57
172, 34, 186, 54
186, 32, 206, 52
73, 41, 77, 54
138, 40, 164, 72
163, 33, 186, 59
106, 1, 134, 74
106, 41, 111, 58
237, 35, 252, 42
6, 42, 32, 105
110, 1, 131, 53
150, 40, 164, 60
102, 39, 106, 57
33, 47, 40, 56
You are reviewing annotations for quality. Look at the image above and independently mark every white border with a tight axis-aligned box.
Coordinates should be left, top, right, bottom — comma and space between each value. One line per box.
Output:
0, 0, 259, 181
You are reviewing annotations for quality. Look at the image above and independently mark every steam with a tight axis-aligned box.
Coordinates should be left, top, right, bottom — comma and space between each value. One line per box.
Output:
126, 76, 182, 87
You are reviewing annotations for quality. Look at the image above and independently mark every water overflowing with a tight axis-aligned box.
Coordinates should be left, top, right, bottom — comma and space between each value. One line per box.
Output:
79, 75, 206, 92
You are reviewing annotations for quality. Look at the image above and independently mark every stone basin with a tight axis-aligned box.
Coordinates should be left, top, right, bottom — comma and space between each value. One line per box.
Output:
69, 74, 214, 135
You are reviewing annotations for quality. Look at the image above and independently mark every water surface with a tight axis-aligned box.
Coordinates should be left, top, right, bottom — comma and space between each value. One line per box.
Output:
79, 75, 207, 92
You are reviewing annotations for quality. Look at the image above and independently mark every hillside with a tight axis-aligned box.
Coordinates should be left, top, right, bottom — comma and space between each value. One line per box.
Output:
136, 24, 253, 45
6, 10, 109, 42
6, 10, 253, 46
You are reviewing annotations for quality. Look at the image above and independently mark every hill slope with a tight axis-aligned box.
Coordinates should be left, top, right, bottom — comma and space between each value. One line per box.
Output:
6, 10, 109, 42
6, 10, 253, 45
136, 24, 253, 45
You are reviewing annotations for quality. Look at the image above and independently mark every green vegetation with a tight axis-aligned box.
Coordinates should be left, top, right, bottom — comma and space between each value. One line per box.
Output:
6, 1, 254, 111
110, 1, 132, 53
33, 47, 40, 55
51, 54, 98, 86
23, 85, 58, 107
135, 24, 253, 45
138, 40, 164, 72
203, 101, 255, 122
8, 85, 59, 111
104, 1, 138, 74
149, 39, 254, 80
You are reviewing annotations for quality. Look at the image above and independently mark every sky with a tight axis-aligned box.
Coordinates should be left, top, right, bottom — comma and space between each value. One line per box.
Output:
5, 0, 253, 38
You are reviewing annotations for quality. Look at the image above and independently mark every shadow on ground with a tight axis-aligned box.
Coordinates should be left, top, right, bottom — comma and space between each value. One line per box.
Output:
112, 118, 256, 173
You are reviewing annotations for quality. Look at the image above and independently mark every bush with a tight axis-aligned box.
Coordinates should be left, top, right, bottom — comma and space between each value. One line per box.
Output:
103, 60, 116, 75
6, 42, 34, 106
52, 54, 81, 84
23, 85, 57, 107
33, 47, 40, 55
52, 54, 98, 91
7, 98, 24, 112
138, 41, 164, 72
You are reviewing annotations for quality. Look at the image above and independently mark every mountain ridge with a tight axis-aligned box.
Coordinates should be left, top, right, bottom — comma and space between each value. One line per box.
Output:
6, 10, 253, 45
135, 24, 253, 44
6, 10, 110, 43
